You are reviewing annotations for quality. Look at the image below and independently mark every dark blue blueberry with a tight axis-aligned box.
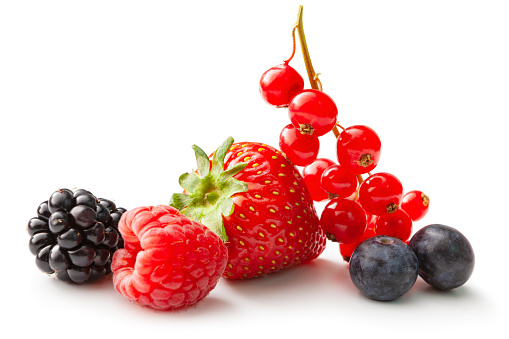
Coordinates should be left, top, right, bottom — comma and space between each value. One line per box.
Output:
349, 235, 419, 301
409, 224, 474, 291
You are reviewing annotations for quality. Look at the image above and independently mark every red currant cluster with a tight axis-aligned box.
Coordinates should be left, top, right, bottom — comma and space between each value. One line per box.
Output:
259, 7, 430, 261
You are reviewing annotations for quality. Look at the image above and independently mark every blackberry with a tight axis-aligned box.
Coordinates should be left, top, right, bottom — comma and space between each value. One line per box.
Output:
27, 188, 126, 283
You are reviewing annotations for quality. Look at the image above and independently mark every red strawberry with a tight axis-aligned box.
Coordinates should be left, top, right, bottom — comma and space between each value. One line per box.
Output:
170, 137, 326, 279
111, 205, 227, 310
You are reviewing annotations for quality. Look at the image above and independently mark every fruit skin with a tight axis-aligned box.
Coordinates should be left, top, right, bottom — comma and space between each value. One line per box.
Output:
374, 208, 413, 243
400, 190, 429, 221
288, 89, 338, 137
170, 137, 326, 279
111, 205, 227, 310
320, 198, 366, 243
320, 164, 357, 199
302, 158, 336, 202
336, 125, 381, 174
279, 124, 320, 166
259, 63, 304, 107
349, 235, 419, 301
409, 224, 474, 291
27, 189, 125, 283
358, 172, 404, 216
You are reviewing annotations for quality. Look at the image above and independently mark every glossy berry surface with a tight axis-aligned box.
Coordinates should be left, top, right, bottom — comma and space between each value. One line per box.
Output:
320, 198, 366, 243
302, 158, 336, 202
349, 235, 419, 301
400, 190, 430, 221
409, 224, 474, 291
339, 226, 375, 262
27, 189, 125, 283
288, 89, 338, 137
170, 138, 326, 280
112, 205, 227, 310
358, 172, 404, 216
259, 63, 304, 107
279, 124, 320, 166
374, 209, 413, 242
320, 164, 357, 199
336, 125, 381, 174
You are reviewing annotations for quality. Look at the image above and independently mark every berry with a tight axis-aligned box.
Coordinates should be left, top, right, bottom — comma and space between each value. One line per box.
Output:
349, 235, 419, 301
409, 224, 474, 291
320, 198, 366, 243
358, 172, 404, 215
259, 63, 304, 107
27, 189, 125, 283
400, 190, 430, 221
336, 125, 381, 174
288, 89, 338, 137
320, 164, 358, 199
111, 205, 227, 310
279, 124, 320, 166
339, 227, 376, 262
170, 137, 326, 279
374, 209, 413, 243
302, 158, 336, 202
48, 189, 74, 213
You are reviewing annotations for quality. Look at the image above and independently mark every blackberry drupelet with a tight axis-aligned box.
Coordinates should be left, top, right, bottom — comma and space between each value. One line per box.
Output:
27, 188, 126, 283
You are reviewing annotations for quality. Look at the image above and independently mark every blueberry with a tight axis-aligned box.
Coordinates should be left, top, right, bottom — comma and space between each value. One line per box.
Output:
349, 235, 419, 301
409, 224, 474, 291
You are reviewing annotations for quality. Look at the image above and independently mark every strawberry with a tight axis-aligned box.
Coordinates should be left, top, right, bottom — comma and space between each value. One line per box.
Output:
111, 205, 227, 310
170, 137, 326, 279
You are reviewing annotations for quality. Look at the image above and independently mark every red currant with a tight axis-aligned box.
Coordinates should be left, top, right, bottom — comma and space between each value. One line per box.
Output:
358, 172, 403, 216
302, 158, 336, 202
279, 124, 320, 166
400, 190, 430, 221
320, 164, 358, 199
259, 62, 304, 107
339, 227, 376, 262
374, 209, 413, 242
336, 125, 381, 174
288, 89, 338, 137
320, 198, 367, 243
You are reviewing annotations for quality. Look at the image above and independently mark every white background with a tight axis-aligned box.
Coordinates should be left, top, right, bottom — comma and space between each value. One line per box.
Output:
1, 1, 507, 338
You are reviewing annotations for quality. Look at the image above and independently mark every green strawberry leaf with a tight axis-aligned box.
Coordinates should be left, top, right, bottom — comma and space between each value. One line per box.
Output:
169, 136, 247, 242
192, 144, 210, 177
210, 136, 234, 176
169, 193, 193, 211
219, 162, 248, 185
178, 172, 201, 193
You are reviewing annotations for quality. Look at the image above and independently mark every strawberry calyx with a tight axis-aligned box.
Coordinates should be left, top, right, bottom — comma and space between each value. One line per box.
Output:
170, 137, 248, 242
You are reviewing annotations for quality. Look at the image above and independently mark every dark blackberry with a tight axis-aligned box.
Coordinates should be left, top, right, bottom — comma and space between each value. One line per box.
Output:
27, 188, 126, 284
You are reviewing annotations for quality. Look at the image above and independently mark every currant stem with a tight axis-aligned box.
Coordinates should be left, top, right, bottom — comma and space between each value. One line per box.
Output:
296, 5, 341, 138
296, 6, 318, 90
284, 24, 298, 64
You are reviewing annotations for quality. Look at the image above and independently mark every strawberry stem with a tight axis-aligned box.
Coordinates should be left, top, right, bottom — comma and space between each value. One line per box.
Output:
296, 5, 341, 139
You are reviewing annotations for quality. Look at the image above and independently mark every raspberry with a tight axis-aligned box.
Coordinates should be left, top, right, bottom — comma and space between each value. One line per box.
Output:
111, 205, 227, 310
27, 188, 126, 283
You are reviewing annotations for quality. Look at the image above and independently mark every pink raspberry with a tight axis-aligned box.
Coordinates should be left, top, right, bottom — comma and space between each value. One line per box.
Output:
111, 205, 227, 310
